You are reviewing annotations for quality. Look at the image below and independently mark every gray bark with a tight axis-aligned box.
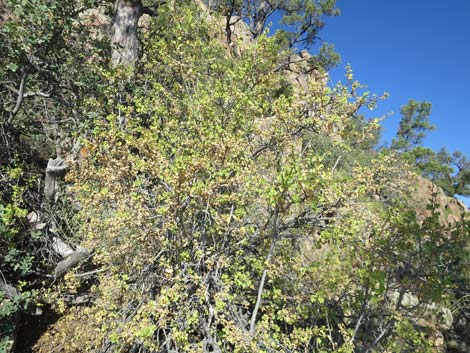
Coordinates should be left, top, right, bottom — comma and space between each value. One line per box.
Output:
54, 249, 90, 280
111, 0, 144, 66
51, 235, 75, 257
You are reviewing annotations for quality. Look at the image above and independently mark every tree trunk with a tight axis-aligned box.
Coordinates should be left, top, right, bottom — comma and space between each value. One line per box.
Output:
111, 0, 144, 66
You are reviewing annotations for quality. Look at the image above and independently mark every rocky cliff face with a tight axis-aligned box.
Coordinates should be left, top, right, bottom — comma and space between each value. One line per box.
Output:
409, 174, 467, 226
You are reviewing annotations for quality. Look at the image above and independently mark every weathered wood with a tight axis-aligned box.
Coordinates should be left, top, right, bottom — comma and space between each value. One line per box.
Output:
44, 155, 91, 280
54, 249, 90, 279
51, 235, 75, 258
45, 157, 68, 202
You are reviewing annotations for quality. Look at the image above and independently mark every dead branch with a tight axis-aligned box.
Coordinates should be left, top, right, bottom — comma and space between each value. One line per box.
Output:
9, 73, 26, 120
45, 157, 69, 201
249, 206, 279, 335
54, 249, 90, 279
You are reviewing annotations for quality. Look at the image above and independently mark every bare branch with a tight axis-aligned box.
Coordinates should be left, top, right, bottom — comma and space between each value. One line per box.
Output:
9, 74, 27, 119
23, 91, 51, 98
54, 249, 90, 279
351, 311, 365, 344
331, 155, 342, 174
74, 268, 106, 278
249, 206, 279, 335
45, 157, 69, 201
4, 79, 51, 120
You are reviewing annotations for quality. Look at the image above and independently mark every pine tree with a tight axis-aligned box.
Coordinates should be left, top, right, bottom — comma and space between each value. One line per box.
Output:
392, 99, 434, 152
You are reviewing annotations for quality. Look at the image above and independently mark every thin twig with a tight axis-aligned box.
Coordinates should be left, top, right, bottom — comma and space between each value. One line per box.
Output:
74, 268, 106, 278
331, 155, 342, 174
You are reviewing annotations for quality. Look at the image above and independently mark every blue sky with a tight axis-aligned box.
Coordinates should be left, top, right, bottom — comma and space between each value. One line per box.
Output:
306, 0, 470, 205
316, 0, 470, 155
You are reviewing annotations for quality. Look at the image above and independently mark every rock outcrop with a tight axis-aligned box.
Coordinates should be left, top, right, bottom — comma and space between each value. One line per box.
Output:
408, 174, 467, 226
405, 175, 469, 352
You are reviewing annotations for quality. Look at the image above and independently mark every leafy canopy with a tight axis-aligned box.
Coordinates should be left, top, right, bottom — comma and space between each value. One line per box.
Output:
1, 1, 469, 353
